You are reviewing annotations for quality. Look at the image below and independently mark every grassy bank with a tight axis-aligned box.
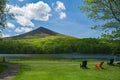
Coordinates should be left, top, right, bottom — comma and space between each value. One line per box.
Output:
10, 60, 120, 80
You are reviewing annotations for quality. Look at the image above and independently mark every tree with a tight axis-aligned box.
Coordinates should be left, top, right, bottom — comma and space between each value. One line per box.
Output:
0, 0, 13, 37
100, 29, 120, 40
0, 0, 7, 30
80, 0, 120, 40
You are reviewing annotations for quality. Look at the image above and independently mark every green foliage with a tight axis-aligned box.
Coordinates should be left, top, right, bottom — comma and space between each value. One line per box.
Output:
0, 0, 7, 29
80, 0, 120, 40
0, 36, 119, 54
0, 0, 14, 33
101, 29, 120, 40
0, 64, 7, 73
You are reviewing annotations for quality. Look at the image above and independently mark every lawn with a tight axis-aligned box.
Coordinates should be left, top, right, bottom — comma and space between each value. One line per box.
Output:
9, 59, 120, 80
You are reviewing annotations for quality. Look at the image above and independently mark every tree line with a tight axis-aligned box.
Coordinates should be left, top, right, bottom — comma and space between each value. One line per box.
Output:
0, 36, 119, 54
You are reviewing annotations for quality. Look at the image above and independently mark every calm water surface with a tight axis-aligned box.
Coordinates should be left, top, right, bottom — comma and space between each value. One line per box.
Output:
0, 54, 115, 59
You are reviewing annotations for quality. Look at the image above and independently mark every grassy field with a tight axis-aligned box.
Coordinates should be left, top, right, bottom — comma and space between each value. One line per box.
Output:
8, 59, 120, 80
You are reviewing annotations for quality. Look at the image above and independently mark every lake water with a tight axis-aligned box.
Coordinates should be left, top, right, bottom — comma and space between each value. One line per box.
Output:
0, 54, 116, 59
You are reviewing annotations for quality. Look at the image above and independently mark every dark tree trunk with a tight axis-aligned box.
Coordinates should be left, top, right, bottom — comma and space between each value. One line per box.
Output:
2, 57, 6, 63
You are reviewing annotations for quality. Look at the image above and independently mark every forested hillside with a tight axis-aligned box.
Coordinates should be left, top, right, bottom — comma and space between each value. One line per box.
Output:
0, 36, 119, 54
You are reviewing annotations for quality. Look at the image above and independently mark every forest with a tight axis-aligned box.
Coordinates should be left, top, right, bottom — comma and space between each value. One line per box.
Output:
0, 36, 120, 54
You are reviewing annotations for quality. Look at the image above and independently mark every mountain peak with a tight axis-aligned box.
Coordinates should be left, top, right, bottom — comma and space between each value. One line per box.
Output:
33, 26, 59, 35
38, 26, 48, 29
12, 27, 62, 39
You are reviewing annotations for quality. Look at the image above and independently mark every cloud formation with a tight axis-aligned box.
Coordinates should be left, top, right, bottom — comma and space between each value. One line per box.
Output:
15, 27, 32, 33
55, 1, 66, 11
18, 0, 24, 2
2, 34, 11, 37
7, 22, 15, 28
59, 12, 66, 19
55, 1, 66, 19
7, 1, 51, 27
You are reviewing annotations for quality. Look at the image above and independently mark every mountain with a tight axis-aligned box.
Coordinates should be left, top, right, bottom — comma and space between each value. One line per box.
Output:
12, 27, 63, 39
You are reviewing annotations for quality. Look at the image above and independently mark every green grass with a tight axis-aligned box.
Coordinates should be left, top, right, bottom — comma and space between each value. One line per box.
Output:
10, 60, 120, 80
0, 64, 8, 73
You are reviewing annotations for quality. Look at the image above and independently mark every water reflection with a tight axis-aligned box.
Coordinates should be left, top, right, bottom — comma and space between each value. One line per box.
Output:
0, 54, 115, 59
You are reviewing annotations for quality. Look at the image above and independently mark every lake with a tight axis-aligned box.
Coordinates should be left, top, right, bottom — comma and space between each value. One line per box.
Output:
0, 54, 116, 59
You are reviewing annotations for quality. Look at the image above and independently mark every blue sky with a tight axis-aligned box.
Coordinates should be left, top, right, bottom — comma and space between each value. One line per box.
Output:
2, 0, 102, 38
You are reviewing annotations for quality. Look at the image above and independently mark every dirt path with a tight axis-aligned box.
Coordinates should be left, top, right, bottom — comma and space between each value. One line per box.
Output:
0, 63, 20, 80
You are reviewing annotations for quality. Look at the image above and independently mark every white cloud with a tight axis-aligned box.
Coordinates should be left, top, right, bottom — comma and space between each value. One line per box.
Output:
7, 1, 51, 27
15, 27, 32, 33
55, 1, 66, 19
18, 0, 24, 2
59, 12, 66, 19
15, 16, 34, 27
2, 34, 11, 37
51, 3, 55, 7
7, 22, 15, 28
55, 1, 66, 11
